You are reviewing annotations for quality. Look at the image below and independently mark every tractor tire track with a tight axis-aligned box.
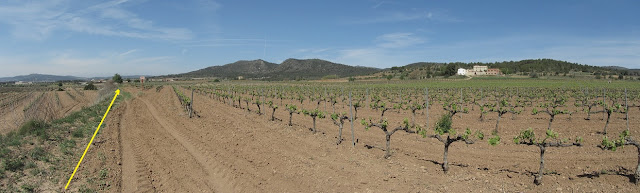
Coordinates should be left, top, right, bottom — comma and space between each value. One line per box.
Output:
120, 99, 156, 193
139, 97, 238, 193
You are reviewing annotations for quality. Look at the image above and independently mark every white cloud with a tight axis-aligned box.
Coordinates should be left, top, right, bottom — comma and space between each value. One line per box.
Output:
0, 0, 194, 40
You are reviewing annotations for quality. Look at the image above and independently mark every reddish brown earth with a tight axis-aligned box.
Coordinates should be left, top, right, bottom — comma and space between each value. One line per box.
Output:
77, 86, 640, 192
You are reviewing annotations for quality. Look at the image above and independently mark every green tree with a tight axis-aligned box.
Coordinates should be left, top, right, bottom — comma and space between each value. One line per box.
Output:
84, 82, 97, 90
112, 73, 123, 83
443, 63, 457, 77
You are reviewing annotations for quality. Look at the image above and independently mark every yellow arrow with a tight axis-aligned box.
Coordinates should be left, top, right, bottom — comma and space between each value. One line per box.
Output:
65, 89, 120, 190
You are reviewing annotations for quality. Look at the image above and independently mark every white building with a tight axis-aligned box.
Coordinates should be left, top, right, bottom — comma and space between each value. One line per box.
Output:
457, 68, 467, 76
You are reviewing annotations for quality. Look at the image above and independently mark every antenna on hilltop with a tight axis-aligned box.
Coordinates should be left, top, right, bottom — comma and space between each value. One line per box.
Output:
263, 33, 267, 60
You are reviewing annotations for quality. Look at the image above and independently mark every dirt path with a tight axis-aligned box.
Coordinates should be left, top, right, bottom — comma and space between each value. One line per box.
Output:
119, 93, 237, 192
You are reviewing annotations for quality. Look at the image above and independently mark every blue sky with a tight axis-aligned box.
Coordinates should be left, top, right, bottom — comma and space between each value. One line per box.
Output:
0, 0, 639, 77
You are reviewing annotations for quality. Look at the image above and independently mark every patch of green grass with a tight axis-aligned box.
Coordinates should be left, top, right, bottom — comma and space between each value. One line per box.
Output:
18, 120, 50, 140
99, 168, 108, 180
5, 158, 25, 172
79, 184, 95, 193
0, 147, 11, 159
0, 162, 5, 179
21, 183, 37, 192
120, 91, 133, 99
29, 167, 44, 176
25, 161, 36, 169
5, 131, 23, 146
60, 139, 76, 155
72, 127, 85, 138
29, 147, 48, 162
53, 111, 83, 124
97, 152, 106, 163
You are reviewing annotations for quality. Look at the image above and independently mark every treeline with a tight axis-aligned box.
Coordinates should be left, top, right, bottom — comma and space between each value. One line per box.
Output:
389, 59, 639, 78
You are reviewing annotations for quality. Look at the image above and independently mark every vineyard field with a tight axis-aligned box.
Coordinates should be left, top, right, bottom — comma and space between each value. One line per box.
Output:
0, 88, 98, 135
70, 81, 640, 192
4, 80, 640, 192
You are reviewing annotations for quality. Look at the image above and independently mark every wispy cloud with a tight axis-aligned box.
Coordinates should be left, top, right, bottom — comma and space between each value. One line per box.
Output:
295, 48, 331, 54
346, 11, 433, 24
0, 0, 194, 40
375, 32, 425, 48
180, 38, 288, 47
118, 49, 138, 57
345, 8, 459, 25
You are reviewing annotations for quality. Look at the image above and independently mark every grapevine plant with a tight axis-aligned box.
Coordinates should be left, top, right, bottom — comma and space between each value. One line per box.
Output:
601, 130, 640, 184
418, 114, 486, 173
331, 112, 350, 145
513, 128, 582, 185
361, 118, 414, 159
302, 108, 325, 134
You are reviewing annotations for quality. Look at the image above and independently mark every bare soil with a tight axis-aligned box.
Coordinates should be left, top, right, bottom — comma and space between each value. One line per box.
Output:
77, 86, 640, 192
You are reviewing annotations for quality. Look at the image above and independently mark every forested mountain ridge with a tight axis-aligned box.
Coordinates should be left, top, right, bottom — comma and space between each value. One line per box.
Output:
169, 58, 379, 80
384, 59, 639, 79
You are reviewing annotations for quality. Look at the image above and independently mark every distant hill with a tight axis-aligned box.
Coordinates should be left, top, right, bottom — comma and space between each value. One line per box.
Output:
177, 59, 279, 79
172, 58, 380, 80
0, 74, 83, 82
87, 75, 150, 80
0, 74, 151, 83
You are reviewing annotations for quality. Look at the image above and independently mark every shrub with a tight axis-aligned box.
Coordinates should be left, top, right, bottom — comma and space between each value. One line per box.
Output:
6, 158, 25, 172
21, 183, 36, 192
112, 73, 123, 83
84, 82, 97, 90
18, 120, 49, 140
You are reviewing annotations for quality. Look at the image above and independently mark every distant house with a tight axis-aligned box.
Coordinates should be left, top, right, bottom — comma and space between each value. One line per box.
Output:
458, 65, 500, 76
14, 81, 34, 85
473, 65, 488, 72
457, 68, 467, 76
487, 68, 501, 75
